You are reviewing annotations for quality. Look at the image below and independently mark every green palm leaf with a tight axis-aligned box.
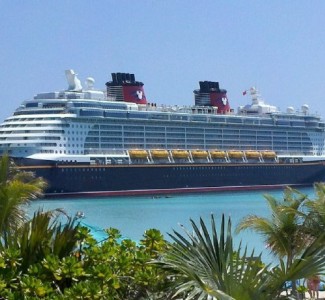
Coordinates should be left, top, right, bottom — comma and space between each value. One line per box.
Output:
160, 213, 325, 300
0, 155, 46, 247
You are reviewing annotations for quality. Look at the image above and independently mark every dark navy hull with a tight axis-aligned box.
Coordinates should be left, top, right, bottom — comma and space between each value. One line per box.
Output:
17, 161, 325, 197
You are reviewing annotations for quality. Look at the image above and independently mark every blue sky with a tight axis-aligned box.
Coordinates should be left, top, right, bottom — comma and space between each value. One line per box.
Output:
1, 1, 325, 121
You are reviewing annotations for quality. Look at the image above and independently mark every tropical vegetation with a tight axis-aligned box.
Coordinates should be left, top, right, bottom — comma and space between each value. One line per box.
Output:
236, 184, 325, 298
1, 154, 325, 299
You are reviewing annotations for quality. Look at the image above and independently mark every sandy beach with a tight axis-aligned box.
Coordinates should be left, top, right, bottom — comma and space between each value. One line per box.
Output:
305, 291, 325, 299
292, 291, 325, 299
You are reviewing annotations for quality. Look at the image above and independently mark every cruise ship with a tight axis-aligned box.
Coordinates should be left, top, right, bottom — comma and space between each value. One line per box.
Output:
0, 69, 325, 197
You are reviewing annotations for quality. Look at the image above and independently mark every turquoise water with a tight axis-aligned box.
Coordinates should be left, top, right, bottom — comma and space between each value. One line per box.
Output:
29, 187, 315, 263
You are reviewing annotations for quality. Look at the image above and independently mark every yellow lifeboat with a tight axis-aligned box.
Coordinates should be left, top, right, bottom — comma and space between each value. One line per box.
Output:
151, 149, 169, 158
210, 150, 226, 159
228, 150, 244, 159
245, 150, 260, 159
191, 150, 208, 158
172, 149, 189, 159
261, 150, 276, 159
129, 149, 148, 159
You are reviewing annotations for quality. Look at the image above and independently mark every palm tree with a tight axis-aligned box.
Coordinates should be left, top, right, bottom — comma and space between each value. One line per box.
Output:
303, 183, 325, 240
235, 187, 311, 297
0, 155, 47, 247
236, 187, 308, 268
15, 209, 82, 271
159, 214, 325, 300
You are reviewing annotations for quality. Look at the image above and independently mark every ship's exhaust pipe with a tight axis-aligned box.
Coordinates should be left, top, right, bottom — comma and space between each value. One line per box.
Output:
194, 81, 230, 113
106, 73, 147, 104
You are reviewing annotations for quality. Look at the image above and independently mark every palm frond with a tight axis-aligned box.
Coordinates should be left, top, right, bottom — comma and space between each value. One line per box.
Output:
162, 214, 276, 300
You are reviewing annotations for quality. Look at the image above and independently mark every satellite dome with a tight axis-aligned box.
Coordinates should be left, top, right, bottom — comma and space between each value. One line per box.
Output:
302, 104, 309, 114
287, 107, 294, 114
85, 77, 95, 90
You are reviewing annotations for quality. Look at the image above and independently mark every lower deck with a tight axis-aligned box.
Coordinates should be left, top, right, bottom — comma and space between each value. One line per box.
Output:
17, 160, 325, 197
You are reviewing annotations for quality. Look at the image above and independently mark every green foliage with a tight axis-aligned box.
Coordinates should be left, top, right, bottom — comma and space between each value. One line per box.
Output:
296, 285, 308, 293
0, 225, 171, 299
0, 156, 173, 299
2, 156, 325, 300
0, 155, 47, 247
9, 209, 81, 272
140, 228, 167, 256
302, 182, 325, 242
236, 184, 325, 298
19, 275, 53, 298
236, 187, 308, 265
159, 213, 325, 300
160, 214, 273, 300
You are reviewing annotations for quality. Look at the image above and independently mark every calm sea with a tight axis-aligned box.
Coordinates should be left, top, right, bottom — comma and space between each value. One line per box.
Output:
29, 187, 315, 263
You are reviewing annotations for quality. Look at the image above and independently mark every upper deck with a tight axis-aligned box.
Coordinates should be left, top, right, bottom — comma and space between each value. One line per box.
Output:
0, 70, 324, 159
11, 87, 325, 131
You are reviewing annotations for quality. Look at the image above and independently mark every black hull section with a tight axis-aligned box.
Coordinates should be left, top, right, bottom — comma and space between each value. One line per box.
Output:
17, 161, 325, 197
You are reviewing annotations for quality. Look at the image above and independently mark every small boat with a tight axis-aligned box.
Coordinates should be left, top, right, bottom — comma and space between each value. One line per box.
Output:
228, 150, 244, 159
210, 150, 226, 159
261, 150, 276, 159
128, 149, 148, 159
191, 150, 208, 158
151, 149, 169, 158
245, 150, 260, 159
172, 150, 190, 159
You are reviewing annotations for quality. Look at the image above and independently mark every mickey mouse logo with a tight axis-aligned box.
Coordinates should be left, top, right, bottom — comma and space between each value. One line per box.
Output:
136, 90, 143, 100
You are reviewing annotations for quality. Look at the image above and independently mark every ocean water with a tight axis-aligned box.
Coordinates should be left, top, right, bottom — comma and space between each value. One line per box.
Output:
29, 187, 315, 263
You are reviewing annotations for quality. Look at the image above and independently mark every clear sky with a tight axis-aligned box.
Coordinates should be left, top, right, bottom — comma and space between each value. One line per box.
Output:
1, 1, 325, 122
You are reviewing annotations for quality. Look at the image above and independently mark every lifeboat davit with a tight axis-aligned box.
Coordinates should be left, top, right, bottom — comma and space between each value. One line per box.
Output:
191, 150, 208, 158
172, 150, 189, 159
210, 150, 226, 159
261, 150, 276, 159
228, 150, 244, 159
245, 150, 260, 159
151, 149, 169, 158
129, 149, 148, 159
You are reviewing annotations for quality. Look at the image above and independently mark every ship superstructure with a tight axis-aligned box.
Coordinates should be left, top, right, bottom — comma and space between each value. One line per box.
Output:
0, 70, 324, 196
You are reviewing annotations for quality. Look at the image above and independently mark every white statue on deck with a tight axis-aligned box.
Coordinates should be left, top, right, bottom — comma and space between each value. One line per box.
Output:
65, 69, 82, 91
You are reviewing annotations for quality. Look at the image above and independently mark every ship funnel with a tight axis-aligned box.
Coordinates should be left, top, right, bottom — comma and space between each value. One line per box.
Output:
105, 73, 147, 104
194, 81, 230, 113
